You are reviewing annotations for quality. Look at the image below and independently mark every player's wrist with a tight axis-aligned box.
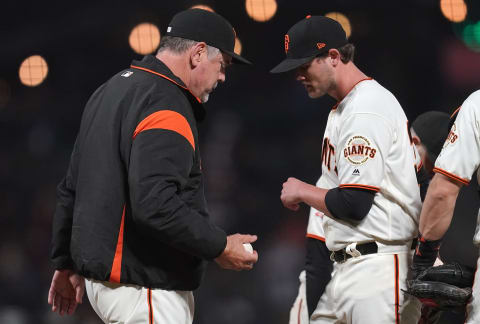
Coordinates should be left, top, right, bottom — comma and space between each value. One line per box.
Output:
412, 233, 443, 278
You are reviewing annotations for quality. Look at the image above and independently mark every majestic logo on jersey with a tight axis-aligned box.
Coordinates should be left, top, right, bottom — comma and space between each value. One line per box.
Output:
352, 168, 360, 175
444, 123, 458, 148
343, 135, 377, 165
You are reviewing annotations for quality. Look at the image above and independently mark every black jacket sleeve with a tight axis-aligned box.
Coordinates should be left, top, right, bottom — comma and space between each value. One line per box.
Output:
50, 143, 78, 270
324, 187, 375, 222
129, 128, 226, 260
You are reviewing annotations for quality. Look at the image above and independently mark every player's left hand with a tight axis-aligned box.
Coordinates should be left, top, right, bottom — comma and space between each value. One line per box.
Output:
281, 177, 306, 211
48, 269, 85, 315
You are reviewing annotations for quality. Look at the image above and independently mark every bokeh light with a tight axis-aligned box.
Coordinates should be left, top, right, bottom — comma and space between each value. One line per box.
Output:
325, 12, 352, 38
129, 23, 161, 55
234, 37, 242, 55
245, 0, 277, 22
440, 0, 468, 23
191, 5, 214, 12
19, 55, 48, 87
461, 21, 480, 52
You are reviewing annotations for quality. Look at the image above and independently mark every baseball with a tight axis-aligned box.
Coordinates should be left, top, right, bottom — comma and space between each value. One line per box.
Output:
243, 243, 253, 254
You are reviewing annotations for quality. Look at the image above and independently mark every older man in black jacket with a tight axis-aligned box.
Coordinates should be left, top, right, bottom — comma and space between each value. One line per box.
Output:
47, 9, 258, 323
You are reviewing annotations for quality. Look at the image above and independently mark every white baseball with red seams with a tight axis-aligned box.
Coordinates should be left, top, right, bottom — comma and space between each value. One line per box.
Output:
243, 243, 253, 254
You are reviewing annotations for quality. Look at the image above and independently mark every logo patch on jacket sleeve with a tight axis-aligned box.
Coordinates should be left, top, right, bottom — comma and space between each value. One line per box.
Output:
343, 135, 377, 165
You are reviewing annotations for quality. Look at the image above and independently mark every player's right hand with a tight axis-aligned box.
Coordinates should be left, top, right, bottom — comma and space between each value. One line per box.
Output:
48, 269, 85, 315
214, 234, 258, 271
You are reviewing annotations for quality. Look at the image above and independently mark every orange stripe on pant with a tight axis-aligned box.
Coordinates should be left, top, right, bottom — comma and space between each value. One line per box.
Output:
297, 298, 303, 324
148, 288, 154, 324
109, 205, 126, 283
133, 110, 195, 150
394, 254, 400, 324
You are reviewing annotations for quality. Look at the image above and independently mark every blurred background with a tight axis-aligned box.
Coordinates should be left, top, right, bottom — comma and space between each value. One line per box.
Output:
1, 0, 480, 323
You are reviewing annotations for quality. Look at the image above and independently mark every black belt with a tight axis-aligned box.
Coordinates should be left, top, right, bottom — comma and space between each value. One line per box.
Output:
330, 242, 378, 263
330, 239, 418, 263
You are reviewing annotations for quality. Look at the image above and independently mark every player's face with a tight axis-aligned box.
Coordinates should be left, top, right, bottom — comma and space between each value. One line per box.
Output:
191, 50, 231, 103
295, 56, 335, 99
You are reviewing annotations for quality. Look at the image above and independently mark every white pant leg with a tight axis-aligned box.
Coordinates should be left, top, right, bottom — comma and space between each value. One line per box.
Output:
311, 252, 420, 324
85, 279, 194, 324
289, 271, 309, 324
465, 257, 480, 323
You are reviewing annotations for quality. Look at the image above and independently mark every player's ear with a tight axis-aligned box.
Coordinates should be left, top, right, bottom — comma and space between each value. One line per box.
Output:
328, 49, 340, 66
190, 42, 207, 68
412, 134, 421, 146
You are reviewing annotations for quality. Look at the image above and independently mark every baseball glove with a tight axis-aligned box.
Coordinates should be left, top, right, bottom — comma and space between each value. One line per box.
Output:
405, 263, 474, 311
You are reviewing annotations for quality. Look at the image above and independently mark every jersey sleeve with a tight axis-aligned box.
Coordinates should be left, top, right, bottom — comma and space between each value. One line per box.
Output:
434, 93, 480, 185
336, 113, 393, 192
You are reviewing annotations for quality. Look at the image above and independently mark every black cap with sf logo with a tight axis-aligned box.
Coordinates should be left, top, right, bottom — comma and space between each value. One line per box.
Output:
270, 15, 348, 73
166, 9, 252, 65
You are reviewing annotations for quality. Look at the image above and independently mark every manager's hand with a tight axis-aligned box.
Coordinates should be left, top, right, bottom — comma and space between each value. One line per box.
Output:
215, 234, 258, 270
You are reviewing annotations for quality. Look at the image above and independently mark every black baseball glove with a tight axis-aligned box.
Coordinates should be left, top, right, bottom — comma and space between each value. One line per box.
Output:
405, 263, 474, 311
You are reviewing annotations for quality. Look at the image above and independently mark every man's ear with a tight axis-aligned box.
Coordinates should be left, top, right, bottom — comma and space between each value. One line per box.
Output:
412, 134, 421, 146
328, 49, 341, 66
190, 42, 207, 68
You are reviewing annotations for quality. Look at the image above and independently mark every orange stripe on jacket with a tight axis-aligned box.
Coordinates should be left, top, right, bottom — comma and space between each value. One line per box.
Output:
109, 205, 126, 283
433, 167, 469, 186
133, 110, 195, 150
339, 184, 380, 192
130, 65, 202, 103
306, 234, 326, 242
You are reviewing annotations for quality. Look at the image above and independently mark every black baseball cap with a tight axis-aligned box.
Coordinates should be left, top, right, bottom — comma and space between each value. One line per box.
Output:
412, 111, 451, 162
270, 15, 348, 73
166, 9, 251, 65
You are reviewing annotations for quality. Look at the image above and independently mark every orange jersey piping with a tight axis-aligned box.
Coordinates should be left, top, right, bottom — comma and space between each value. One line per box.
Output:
433, 167, 469, 186
339, 184, 380, 192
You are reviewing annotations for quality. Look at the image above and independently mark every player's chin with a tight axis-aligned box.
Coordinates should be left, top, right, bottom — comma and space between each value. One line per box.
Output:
200, 92, 210, 103
306, 88, 323, 99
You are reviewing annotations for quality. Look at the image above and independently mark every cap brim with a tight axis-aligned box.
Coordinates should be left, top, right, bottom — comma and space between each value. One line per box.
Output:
270, 56, 315, 73
223, 50, 252, 65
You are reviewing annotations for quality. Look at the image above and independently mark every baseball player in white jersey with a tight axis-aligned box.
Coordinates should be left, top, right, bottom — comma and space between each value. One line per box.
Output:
413, 90, 480, 323
271, 16, 421, 323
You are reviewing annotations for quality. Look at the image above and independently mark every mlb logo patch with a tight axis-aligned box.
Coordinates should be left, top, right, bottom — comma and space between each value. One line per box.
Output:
121, 71, 134, 77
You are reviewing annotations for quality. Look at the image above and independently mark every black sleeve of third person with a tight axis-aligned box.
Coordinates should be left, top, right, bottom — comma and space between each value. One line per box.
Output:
305, 237, 333, 317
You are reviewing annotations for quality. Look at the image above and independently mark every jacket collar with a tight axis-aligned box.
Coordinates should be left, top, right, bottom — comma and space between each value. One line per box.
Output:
130, 55, 206, 121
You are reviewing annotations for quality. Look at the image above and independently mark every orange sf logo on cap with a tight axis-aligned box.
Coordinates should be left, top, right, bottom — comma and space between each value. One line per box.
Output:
317, 43, 326, 50
285, 34, 290, 53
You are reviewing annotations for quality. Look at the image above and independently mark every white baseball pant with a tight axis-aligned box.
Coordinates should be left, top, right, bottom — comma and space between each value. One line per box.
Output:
85, 278, 194, 324
311, 247, 421, 324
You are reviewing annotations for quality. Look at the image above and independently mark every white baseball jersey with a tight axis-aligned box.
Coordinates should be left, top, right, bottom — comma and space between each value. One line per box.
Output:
307, 78, 422, 251
434, 90, 480, 244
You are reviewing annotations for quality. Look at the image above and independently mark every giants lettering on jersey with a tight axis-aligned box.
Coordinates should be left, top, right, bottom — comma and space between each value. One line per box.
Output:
343, 135, 377, 165
322, 137, 338, 175
444, 123, 458, 148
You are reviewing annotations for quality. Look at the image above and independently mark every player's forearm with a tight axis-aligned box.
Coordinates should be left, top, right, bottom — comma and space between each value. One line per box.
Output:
419, 173, 461, 240
299, 184, 333, 217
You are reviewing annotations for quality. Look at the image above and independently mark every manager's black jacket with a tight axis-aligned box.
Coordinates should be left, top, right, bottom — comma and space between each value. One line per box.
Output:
50, 55, 227, 290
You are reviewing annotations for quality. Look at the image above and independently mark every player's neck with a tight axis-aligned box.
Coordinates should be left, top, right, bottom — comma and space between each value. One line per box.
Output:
333, 63, 369, 101
156, 51, 191, 88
